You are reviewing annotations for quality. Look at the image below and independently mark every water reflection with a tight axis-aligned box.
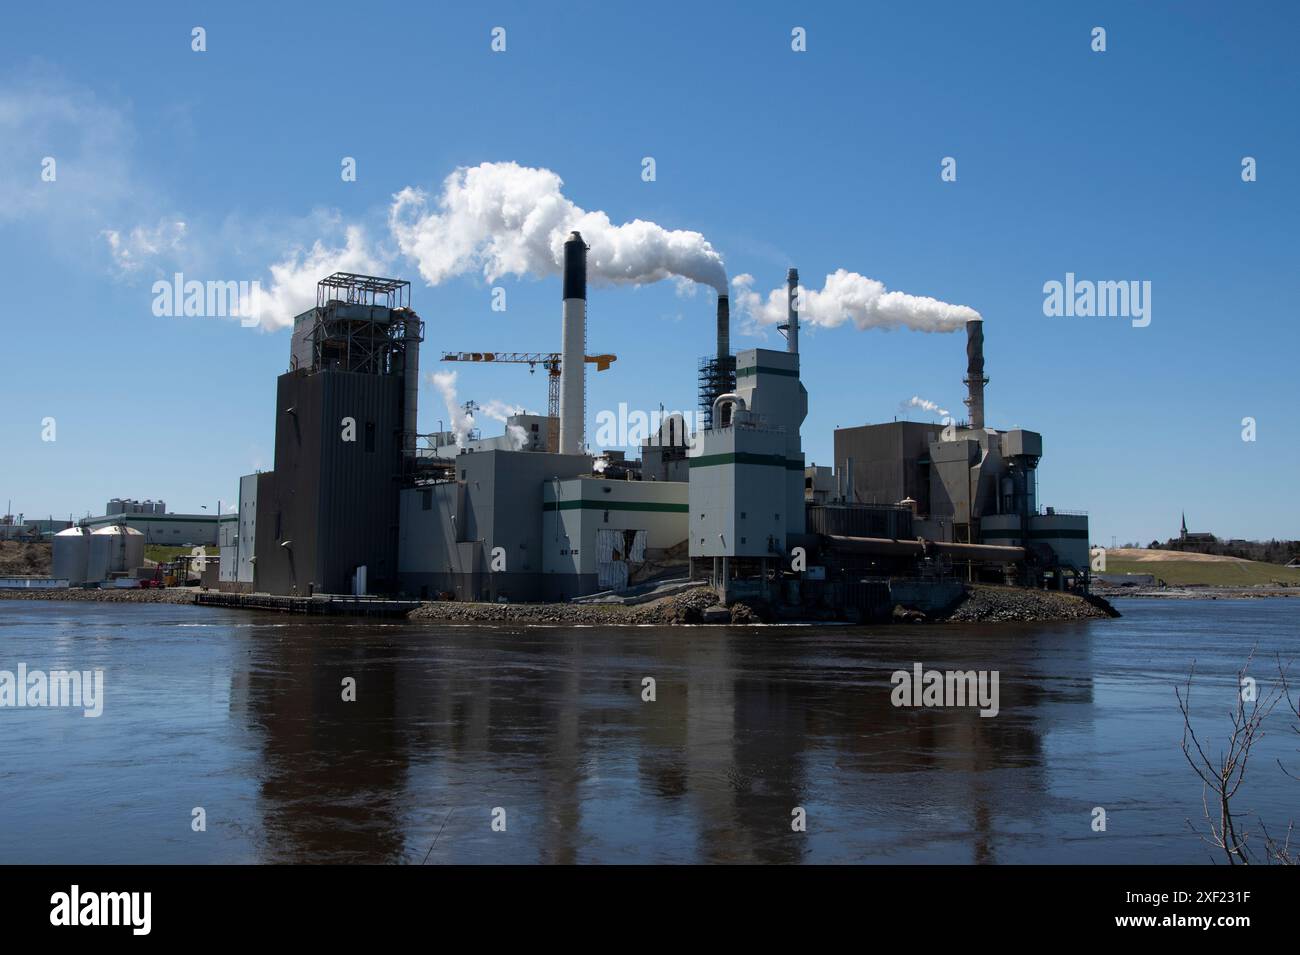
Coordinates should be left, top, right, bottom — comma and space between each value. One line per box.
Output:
238, 621, 1096, 864
10, 599, 1290, 864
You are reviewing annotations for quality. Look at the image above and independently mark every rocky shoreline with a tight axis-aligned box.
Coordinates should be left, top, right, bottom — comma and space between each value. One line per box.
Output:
407, 587, 733, 626
406, 584, 1118, 626
934, 586, 1118, 623
0, 588, 200, 605
2, 582, 1120, 624
1097, 586, 1298, 600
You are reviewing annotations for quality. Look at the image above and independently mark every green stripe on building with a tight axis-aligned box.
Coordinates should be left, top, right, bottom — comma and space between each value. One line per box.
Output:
83, 514, 219, 525
688, 452, 805, 470
735, 365, 800, 379
983, 529, 1090, 541
543, 500, 688, 513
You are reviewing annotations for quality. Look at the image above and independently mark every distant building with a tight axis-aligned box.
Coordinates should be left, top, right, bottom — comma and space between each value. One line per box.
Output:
1172, 512, 1217, 552
82, 500, 218, 546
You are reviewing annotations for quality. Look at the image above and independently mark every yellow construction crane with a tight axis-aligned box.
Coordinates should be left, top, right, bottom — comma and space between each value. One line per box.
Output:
440, 351, 617, 452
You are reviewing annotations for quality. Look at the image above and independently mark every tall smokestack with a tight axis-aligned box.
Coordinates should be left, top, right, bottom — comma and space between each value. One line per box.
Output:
963, 319, 987, 430
400, 310, 422, 458
715, 292, 733, 427
785, 267, 800, 354
716, 293, 730, 366
559, 231, 587, 455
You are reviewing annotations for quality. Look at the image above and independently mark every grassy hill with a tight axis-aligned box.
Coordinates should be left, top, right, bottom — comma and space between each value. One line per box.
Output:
1103, 556, 1300, 588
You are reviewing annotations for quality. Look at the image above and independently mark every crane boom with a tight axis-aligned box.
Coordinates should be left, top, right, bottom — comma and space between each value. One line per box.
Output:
439, 351, 617, 452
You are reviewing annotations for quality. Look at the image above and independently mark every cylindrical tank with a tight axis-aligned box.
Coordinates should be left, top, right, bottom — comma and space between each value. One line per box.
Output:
52, 526, 92, 585
88, 525, 145, 581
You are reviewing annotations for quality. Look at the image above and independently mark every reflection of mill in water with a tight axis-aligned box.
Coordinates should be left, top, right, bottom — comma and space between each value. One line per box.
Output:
240, 620, 410, 863
235, 620, 1094, 864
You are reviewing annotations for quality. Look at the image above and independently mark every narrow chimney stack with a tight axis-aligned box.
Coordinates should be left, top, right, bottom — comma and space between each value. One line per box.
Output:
785, 267, 800, 354
963, 319, 987, 430
559, 232, 588, 455
716, 293, 730, 367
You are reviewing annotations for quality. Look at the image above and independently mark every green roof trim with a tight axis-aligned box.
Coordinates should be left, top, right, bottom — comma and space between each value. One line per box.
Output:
543, 499, 688, 513
83, 514, 219, 525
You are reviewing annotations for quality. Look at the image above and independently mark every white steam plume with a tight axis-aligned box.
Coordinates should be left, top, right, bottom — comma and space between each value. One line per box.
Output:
390, 161, 728, 292
255, 226, 386, 331
732, 269, 980, 334
478, 399, 533, 450
426, 370, 475, 447
477, 399, 531, 423
903, 396, 950, 419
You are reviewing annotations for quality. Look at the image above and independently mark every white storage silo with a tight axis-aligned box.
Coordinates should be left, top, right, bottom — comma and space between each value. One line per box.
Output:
52, 526, 92, 585
88, 525, 145, 581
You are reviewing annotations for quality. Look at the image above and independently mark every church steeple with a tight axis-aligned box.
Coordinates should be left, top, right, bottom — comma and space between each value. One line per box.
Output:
1181, 512, 1188, 538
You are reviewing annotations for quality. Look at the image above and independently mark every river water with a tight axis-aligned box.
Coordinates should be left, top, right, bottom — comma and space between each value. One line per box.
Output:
0, 598, 1296, 864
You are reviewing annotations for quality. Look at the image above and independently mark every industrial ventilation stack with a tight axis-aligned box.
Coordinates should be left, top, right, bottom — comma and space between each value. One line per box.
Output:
780, 268, 800, 354
963, 319, 987, 430
697, 292, 736, 429
559, 232, 588, 455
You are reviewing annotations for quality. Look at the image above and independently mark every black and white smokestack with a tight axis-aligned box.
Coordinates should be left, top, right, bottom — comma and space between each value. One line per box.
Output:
559, 232, 588, 455
963, 319, 987, 430
563, 232, 587, 301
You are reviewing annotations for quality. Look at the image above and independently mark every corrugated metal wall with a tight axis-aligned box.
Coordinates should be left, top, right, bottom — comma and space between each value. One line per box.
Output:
807, 504, 914, 540
254, 369, 402, 595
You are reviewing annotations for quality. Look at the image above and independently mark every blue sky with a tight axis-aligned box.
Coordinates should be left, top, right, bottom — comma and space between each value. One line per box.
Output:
2, 1, 1296, 546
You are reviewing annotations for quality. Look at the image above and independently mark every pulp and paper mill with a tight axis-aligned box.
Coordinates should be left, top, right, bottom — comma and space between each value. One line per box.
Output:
81, 233, 1089, 618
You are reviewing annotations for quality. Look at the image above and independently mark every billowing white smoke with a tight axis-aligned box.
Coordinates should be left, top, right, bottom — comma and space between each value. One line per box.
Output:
903, 396, 950, 419
426, 370, 475, 447
477, 399, 529, 422
478, 399, 533, 450
732, 269, 980, 334
390, 161, 728, 292
255, 226, 386, 331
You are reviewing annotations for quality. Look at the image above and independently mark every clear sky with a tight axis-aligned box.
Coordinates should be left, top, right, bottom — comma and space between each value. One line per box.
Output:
2, 1, 1296, 546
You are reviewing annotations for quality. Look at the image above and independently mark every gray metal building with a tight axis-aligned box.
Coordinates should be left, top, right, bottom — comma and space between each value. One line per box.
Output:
254, 274, 422, 596
398, 449, 591, 601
